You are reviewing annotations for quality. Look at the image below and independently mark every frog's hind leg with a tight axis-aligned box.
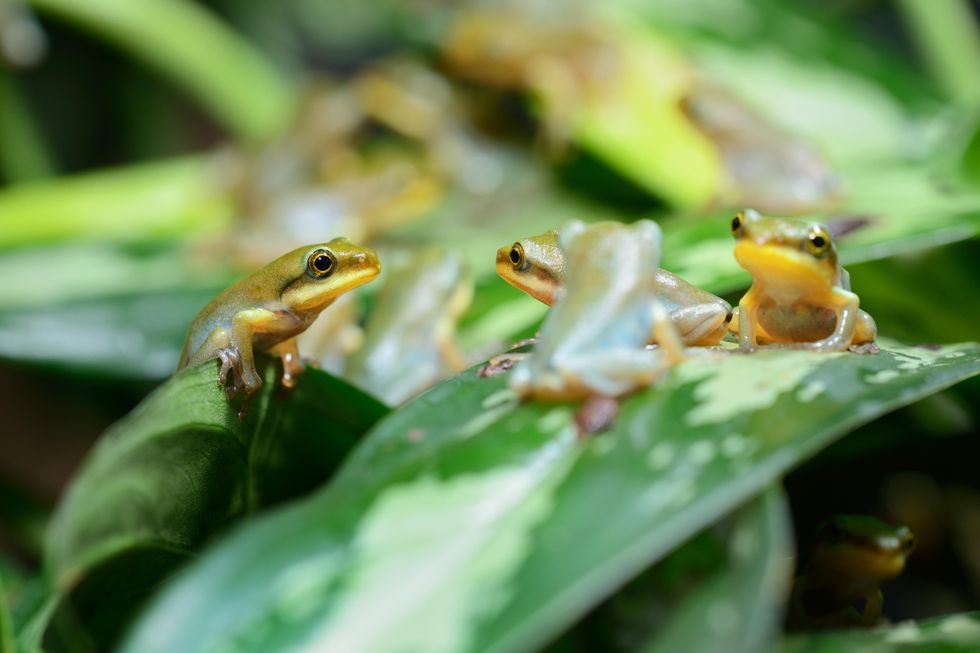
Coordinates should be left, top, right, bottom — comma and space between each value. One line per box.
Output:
556, 348, 669, 398
667, 303, 732, 346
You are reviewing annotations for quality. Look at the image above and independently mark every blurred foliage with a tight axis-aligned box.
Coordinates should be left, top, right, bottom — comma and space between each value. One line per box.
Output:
0, 0, 979, 652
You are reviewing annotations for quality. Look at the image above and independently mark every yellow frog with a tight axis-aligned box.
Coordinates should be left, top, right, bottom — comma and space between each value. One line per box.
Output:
729, 209, 877, 352
497, 228, 732, 345
178, 239, 381, 399
345, 248, 472, 405
788, 515, 915, 630
509, 220, 684, 400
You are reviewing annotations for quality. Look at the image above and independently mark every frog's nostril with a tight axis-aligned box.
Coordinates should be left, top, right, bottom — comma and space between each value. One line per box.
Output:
724, 310, 733, 323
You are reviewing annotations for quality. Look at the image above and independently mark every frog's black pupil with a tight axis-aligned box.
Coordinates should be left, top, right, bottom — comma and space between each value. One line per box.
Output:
732, 216, 741, 231
314, 254, 332, 272
811, 236, 826, 248
510, 247, 521, 265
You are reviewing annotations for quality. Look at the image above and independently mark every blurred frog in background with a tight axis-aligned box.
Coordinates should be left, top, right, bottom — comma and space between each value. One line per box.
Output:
178, 239, 381, 404
682, 83, 840, 215
497, 227, 732, 346
344, 248, 472, 405
728, 209, 878, 352
509, 220, 685, 401
788, 514, 915, 630
440, 1, 839, 213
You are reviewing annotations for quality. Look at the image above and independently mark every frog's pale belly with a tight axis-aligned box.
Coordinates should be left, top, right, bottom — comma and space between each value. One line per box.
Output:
757, 298, 836, 342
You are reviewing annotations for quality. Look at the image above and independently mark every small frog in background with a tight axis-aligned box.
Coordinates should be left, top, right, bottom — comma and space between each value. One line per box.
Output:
788, 515, 915, 630
509, 220, 685, 401
729, 209, 877, 352
178, 239, 381, 402
345, 248, 472, 405
496, 228, 732, 346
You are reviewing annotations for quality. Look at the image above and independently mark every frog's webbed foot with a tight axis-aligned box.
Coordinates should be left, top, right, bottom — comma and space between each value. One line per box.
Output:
216, 347, 250, 401
215, 346, 263, 402
849, 341, 879, 355
478, 353, 526, 378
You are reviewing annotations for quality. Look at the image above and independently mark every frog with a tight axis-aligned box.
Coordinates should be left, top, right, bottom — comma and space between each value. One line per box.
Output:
508, 220, 685, 401
728, 208, 877, 352
788, 515, 915, 630
497, 228, 732, 346
345, 248, 472, 405
178, 238, 381, 401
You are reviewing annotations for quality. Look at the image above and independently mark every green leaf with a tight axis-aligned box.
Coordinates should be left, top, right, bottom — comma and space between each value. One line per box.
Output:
781, 612, 980, 653
120, 341, 980, 653
0, 577, 15, 653
43, 360, 387, 649
28, 0, 295, 143
639, 487, 792, 653
0, 156, 231, 249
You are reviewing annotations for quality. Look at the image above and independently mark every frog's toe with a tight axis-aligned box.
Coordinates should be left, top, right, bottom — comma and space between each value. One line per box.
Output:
216, 347, 241, 387
478, 353, 526, 377
849, 341, 879, 355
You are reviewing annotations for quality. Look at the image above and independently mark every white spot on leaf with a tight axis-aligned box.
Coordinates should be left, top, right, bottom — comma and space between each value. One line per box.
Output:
302, 445, 576, 653
676, 351, 834, 426
865, 369, 900, 384
796, 380, 826, 402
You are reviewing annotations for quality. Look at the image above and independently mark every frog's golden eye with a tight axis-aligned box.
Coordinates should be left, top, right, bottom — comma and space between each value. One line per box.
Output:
509, 242, 525, 269
731, 212, 744, 237
307, 249, 337, 278
806, 227, 831, 256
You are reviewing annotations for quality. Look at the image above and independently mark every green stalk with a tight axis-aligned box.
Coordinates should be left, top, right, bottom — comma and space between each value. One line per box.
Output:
28, 0, 296, 143
0, 155, 233, 247
895, 0, 980, 108
0, 72, 55, 182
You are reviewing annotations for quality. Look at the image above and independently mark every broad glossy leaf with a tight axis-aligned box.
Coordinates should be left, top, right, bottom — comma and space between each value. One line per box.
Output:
0, 285, 221, 379
640, 487, 792, 653
44, 360, 387, 648
781, 612, 980, 653
121, 341, 980, 653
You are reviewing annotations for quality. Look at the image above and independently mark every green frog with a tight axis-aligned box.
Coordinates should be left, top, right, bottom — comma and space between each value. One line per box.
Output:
497, 228, 731, 345
788, 515, 915, 630
509, 220, 685, 400
729, 209, 877, 352
179, 238, 380, 399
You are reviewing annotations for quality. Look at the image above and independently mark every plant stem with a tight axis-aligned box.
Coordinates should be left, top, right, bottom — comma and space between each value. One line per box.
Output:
0, 155, 233, 247
895, 0, 980, 108
28, 0, 297, 143
0, 71, 55, 182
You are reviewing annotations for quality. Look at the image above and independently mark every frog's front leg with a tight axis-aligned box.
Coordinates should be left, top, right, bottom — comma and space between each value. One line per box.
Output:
798, 290, 859, 353
229, 309, 298, 396
270, 338, 304, 389
737, 290, 762, 351
859, 589, 884, 626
